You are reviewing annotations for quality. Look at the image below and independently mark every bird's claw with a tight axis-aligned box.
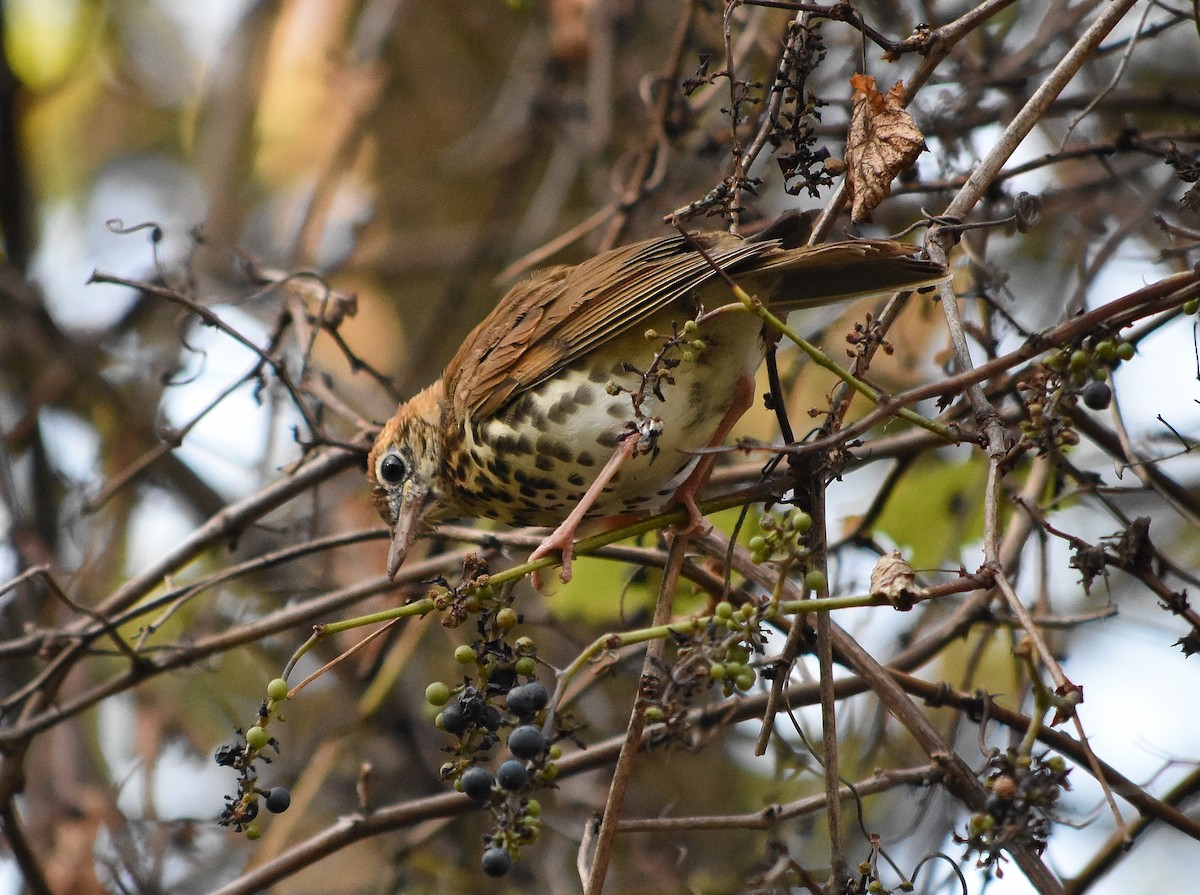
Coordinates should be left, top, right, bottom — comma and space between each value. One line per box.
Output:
529, 530, 575, 589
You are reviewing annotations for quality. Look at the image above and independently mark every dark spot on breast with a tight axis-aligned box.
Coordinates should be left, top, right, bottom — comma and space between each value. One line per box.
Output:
573, 384, 595, 406
536, 436, 573, 463
535, 455, 554, 471
577, 452, 595, 467
567, 473, 585, 486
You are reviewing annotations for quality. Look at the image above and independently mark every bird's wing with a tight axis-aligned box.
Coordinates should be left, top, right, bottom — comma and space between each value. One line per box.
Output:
442, 233, 946, 420
443, 232, 765, 419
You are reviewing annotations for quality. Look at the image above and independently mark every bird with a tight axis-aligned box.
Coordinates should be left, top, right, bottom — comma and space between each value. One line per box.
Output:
368, 225, 948, 583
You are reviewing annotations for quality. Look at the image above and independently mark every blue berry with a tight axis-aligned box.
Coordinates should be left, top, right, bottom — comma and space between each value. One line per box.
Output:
461, 767, 495, 803
481, 846, 512, 877
508, 725, 545, 760
496, 759, 529, 791
440, 702, 468, 735
264, 787, 291, 814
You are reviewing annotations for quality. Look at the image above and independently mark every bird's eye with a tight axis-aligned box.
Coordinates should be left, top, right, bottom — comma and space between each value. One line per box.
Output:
378, 452, 407, 485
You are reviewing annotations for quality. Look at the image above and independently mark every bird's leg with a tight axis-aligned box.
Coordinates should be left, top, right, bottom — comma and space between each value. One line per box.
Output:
529, 431, 640, 585
669, 372, 755, 534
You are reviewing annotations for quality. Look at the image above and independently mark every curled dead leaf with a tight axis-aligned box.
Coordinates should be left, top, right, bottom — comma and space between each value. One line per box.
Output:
846, 74, 927, 223
870, 549, 924, 610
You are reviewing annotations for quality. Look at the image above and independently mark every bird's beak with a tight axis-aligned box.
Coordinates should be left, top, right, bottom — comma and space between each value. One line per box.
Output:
385, 486, 429, 581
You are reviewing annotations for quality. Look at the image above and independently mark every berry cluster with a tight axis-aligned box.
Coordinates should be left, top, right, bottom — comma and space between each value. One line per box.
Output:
956, 749, 1071, 871
428, 584, 570, 877
1020, 336, 1134, 453
642, 599, 771, 746
216, 677, 293, 839
747, 507, 813, 565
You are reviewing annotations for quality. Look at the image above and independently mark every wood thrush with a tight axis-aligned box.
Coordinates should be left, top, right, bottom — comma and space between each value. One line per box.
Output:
369, 228, 947, 582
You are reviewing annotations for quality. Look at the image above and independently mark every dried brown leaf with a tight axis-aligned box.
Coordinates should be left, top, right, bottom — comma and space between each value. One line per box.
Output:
870, 549, 924, 610
846, 74, 927, 223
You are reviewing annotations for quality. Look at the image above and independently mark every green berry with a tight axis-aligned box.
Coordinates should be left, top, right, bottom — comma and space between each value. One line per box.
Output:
709, 663, 727, 680
245, 726, 269, 750
1068, 349, 1089, 370
1094, 339, 1117, 360
790, 509, 812, 534
548, 743, 563, 760
515, 636, 536, 654
540, 761, 559, 781
514, 657, 536, 677
735, 668, 756, 691
1184, 298, 1200, 315
727, 644, 750, 665
969, 813, 996, 835
681, 350, 695, 363
496, 607, 518, 630
1116, 341, 1135, 361
525, 799, 542, 817
714, 601, 734, 619
244, 823, 262, 840
266, 678, 289, 701
454, 645, 476, 664
425, 681, 451, 706
805, 569, 827, 592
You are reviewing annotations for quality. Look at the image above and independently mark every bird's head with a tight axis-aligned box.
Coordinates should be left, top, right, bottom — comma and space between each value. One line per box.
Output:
367, 384, 447, 580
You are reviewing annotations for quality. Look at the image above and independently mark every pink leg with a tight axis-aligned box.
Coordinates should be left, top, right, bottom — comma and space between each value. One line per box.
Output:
529, 433, 639, 585
670, 373, 755, 534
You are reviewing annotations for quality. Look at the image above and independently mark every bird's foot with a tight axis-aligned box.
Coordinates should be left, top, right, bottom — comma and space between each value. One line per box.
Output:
667, 482, 711, 538
529, 525, 576, 589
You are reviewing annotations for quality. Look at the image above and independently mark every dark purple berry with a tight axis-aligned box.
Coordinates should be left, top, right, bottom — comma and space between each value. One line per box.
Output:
461, 767, 495, 803
264, 787, 291, 814
1082, 380, 1111, 411
496, 759, 529, 791
507, 682, 549, 716
440, 702, 468, 735
508, 725, 545, 760
481, 846, 512, 877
